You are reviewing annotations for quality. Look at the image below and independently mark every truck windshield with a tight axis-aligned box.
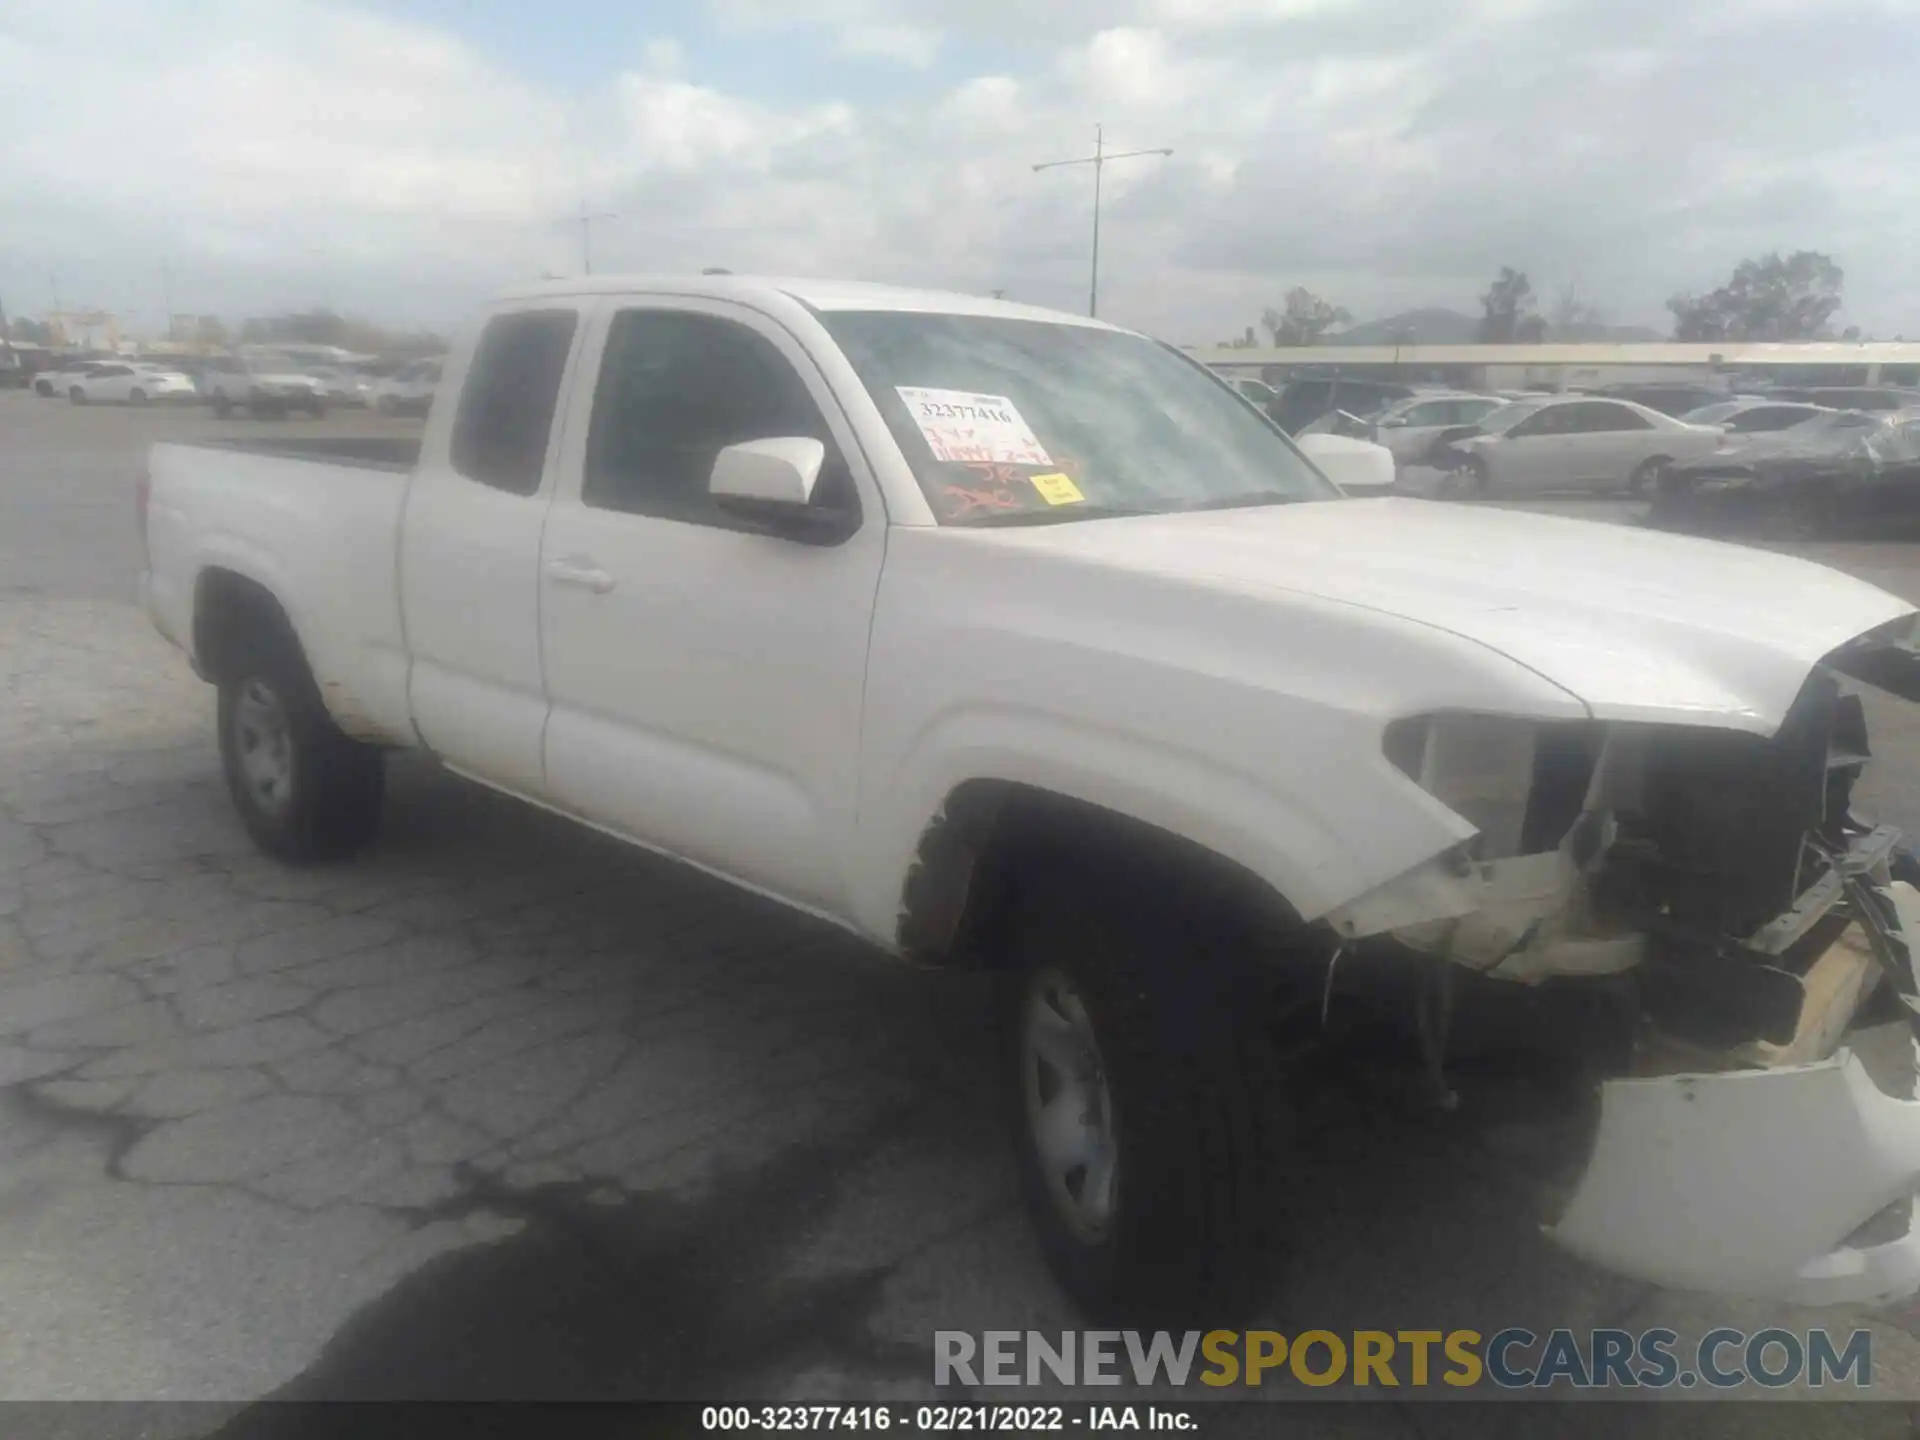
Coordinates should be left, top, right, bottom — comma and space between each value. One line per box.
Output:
820, 311, 1337, 525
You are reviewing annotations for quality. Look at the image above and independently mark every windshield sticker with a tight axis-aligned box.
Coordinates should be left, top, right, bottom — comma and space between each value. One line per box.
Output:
1029, 472, 1085, 506
896, 387, 1053, 466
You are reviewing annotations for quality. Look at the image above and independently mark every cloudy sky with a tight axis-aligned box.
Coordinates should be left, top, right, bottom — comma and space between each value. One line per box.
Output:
3, 0, 1917, 344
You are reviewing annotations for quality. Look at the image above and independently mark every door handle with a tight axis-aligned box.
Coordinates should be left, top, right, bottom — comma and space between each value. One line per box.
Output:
545, 559, 616, 594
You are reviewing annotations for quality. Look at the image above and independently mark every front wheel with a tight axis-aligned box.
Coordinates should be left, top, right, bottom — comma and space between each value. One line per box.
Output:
1628, 457, 1668, 496
217, 668, 385, 863
129, 388, 149, 406
213, 393, 234, 418
999, 872, 1292, 1322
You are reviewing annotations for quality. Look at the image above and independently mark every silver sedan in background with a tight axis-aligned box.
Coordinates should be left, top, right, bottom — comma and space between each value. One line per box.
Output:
1449, 395, 1723, 494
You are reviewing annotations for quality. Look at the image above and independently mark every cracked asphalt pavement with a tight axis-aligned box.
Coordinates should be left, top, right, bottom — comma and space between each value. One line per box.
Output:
8, 391, 1920, 1433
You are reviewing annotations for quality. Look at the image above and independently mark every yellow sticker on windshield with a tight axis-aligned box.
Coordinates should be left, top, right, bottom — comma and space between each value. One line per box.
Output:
1030, 472, 1085, 506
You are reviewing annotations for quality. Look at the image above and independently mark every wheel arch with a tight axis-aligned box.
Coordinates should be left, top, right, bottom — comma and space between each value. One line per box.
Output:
894, 778, 1319, 972
192, 566, 320, 699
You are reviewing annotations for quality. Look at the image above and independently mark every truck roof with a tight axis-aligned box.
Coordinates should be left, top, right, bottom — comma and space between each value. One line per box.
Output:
494, 274, 1120, 331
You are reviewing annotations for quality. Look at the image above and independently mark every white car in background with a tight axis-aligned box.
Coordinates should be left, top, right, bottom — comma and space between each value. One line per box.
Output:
1451, 395, 1722, 494
1228, 375, 1279, 409
1367, 392, 1510, 466
35, 359, 112, 397
67, 362, 199, 405
198, 355, 327, 418
305, 365, 376, 407
369, 357, 442, 416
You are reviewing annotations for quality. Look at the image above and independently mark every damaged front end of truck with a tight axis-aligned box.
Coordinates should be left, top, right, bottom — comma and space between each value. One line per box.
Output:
1324, 616, 1920, 1305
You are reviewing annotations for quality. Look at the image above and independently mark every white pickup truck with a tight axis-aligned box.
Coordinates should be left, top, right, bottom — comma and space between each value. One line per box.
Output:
143, 276, 1920, 1319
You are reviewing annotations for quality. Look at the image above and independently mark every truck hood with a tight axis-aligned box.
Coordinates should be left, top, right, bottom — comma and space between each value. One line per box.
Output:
961, 497, 1915, 732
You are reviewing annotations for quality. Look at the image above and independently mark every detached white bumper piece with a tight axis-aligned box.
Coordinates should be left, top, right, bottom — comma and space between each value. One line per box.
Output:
1549, 1050, 1920, 1305
1549, 882, 1920, 1306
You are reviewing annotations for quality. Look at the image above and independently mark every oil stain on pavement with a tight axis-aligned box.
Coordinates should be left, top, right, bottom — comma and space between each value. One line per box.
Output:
210, 1112, 942, 1435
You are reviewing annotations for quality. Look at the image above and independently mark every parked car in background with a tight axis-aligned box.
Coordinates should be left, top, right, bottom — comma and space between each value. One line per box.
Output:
1678, 399, 1834, 434
34, 358, 112, 397
1269, 375, 1418, 434
67, 362, 198, 405
198, 355, 327, 418
1364, 393, 1509, 467
1648, 410, 1920, 537
1, 343, 57, 389
305, 365, 375, 407
1444, 396, 1721, 493
1763, 386, 1920, 413
1591, 382, 1731, 417
1227, 375, 1279, 409
369, 357, 441, 415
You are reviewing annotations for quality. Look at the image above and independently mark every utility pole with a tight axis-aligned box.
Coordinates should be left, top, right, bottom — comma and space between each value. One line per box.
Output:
1033, 124, 1171, 319
562, 201, 617, 276
161, 261, 175, 342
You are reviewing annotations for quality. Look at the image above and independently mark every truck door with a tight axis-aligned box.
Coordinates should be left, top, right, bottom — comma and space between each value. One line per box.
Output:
536, 299, 885, 917
399, 306, 581, 795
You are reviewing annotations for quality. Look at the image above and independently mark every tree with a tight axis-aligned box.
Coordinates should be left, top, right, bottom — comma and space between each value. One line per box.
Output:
1666, 250, 1843, 342
1261, 288, 1351, 347
1477, 266, 1542, 343
7, 316, 53, 345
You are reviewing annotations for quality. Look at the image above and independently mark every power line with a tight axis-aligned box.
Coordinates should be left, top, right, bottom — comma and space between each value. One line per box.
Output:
1033, 124, 1172, 319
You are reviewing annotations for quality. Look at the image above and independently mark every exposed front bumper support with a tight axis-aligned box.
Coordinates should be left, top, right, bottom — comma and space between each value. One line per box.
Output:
1548, 883, 1920, 1305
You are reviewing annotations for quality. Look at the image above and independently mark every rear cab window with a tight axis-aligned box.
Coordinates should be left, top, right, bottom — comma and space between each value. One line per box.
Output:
449, 309, 579, 496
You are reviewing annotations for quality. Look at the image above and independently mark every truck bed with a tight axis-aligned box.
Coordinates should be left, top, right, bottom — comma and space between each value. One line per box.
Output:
184, 435, 421, 472
144, 438, 417, 745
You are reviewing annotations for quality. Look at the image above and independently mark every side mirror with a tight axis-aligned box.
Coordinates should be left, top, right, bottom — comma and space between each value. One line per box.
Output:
1295, 432, 1397, 492
709, 437, 856, 545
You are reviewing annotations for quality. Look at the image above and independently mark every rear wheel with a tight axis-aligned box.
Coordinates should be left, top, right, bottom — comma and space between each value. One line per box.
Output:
998, 864, 1292, 1322
213, 393, 234, 418
68, 386, 86, 405
217, 665, 385, 863
303, 398, 327, 419
129, 387, 149, 406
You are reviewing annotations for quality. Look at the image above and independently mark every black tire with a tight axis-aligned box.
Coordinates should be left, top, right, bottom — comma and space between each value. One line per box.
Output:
35, 380, 53, 397
304, 399, 327, 419
213, 394, 234, 418
129, 388, 149, 406
997, 863, 1292, 1323
216, 659, 384, 863
1628, 457, 1668, 496
68, 386, 86, 405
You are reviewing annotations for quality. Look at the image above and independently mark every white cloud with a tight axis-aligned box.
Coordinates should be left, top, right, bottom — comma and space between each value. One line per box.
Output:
1, 0, 1917, 342
837, 21, 943, 65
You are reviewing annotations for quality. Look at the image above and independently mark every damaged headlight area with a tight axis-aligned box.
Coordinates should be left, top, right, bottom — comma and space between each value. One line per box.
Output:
1344, 672, 1901, 999
1330, 663, 1920, 1305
